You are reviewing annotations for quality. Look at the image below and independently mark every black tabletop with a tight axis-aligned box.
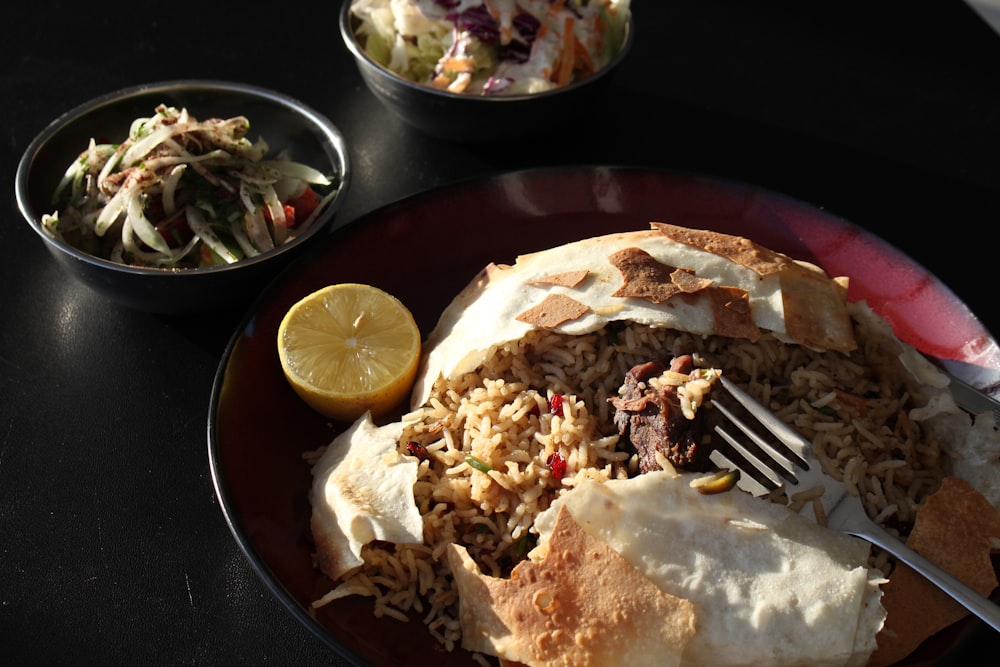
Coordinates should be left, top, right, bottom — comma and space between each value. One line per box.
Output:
3, 1, 999, 664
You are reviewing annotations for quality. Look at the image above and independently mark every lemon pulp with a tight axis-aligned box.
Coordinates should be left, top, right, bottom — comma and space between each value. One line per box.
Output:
277, 283, 421, 421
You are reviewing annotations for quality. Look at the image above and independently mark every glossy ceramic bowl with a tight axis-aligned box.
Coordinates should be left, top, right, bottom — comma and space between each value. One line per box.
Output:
15, 80, 351, 315
339, 0, 634, 143
209, 166, 1000, 666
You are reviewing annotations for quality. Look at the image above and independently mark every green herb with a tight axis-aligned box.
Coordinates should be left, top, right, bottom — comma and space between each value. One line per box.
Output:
515, 534, 533, 558
816, 405, 838, 417
466, 455, 493, 473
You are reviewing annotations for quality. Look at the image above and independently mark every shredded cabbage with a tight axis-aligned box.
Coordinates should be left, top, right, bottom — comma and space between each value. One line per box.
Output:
349, 0, 631, 96
41, 104, 339, 269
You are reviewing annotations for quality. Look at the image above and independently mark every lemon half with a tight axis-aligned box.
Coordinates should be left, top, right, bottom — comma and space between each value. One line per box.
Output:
277, 283, 422, 422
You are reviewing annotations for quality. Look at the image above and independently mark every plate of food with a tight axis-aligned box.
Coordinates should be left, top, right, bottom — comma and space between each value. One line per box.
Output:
208, 165, 1000, 666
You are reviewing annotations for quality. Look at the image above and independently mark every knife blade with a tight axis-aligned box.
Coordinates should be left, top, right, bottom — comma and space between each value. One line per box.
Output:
948, 374, 1000, 425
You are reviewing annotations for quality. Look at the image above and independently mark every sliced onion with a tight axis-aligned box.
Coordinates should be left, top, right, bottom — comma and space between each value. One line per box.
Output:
161, 164, 187, 216
242, 207, 273, 254
261, 183, 288, 234
185, 205, 240, 264
260, 160, 332, 186
121, 121, 193, 168
94, 184, 132, 235
121, 216, 168, 265
126, 195, 172, 255
229, 222, 256, 258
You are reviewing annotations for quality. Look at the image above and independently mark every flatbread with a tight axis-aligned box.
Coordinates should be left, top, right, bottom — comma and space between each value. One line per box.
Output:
868, 476, 1000, 666
307, 222, 1000, 666
533, 472, 887, 667
412, 222, 854, 407
309, 413, 424, 581
447, 503, 696, 667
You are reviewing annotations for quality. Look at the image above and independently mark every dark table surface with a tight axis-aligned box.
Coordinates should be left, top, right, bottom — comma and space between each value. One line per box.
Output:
3, 1, 1000, 664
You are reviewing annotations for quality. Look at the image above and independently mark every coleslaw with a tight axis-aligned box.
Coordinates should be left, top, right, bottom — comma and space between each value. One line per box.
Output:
42, 104, 339, 269
349, 0, 631, 95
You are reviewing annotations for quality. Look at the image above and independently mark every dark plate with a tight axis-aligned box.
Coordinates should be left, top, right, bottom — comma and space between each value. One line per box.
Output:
208, 166, 999, 666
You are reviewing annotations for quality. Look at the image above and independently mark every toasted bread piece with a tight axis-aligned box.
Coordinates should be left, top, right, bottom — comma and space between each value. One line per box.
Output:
533, 473, 887, 667
447, 503, 696, 667
869, 476, 1000, 666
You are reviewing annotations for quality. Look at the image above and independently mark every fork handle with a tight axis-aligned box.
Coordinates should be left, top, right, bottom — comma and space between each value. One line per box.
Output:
848, 518, 1000, 633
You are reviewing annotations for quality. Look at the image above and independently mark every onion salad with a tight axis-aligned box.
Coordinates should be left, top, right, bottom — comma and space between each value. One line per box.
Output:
350, 0, 631, 96
41, 104, 339, 270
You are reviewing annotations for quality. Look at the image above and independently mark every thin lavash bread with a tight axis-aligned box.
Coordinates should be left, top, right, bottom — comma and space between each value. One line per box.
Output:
411, 221, 855, 407
307, 220, 1000, 666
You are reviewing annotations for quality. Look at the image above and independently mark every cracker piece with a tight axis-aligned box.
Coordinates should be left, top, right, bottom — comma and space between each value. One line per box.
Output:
669, 267, 714, 293
651, 221, 791, 276
652, 221, 856, 351
526, 270, 589, 288
706, 285, 760, 341
447, 504, 696, 667
868, 476, 1000, 667
779, 264, 857, 353
608, 246, 683, 303
515, 294, 591, 329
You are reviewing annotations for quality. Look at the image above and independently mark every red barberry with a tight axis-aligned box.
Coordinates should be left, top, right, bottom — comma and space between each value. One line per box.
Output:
406, 441, 429, 461
547, 452, 567, 481
549, 393, 564, 417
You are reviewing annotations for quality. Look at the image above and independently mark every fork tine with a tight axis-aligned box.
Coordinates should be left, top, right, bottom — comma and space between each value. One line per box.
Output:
713, 400, 801, 485
711, 440, 781, 489
708, 447, 778, 496
718, 376, 812, 468
714, 377, 1000, 633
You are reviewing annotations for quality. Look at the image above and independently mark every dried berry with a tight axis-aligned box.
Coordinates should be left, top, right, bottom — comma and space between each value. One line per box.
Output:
547, 452, 567, 481
406, 441, 429, 461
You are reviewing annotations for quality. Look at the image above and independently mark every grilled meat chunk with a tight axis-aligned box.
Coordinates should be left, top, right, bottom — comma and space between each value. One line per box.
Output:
610, 355, 713, 473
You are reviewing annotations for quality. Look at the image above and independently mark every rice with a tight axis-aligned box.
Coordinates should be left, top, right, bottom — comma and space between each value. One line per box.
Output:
313, 314, 951, 651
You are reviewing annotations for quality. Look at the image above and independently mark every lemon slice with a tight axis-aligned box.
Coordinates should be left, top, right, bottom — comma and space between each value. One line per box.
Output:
277, 283, 422, 422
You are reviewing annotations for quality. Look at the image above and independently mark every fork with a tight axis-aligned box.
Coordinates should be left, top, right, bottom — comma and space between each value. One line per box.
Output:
707, 375, 1000, 633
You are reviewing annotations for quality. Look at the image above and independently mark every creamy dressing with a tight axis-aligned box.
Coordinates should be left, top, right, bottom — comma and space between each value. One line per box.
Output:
350, 0, 631, 95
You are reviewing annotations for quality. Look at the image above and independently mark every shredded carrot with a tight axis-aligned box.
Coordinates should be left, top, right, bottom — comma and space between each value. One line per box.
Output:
440, 56, 476, 73
556, 16, 576, 86
448, 72, 472, 93
574, 35, 595, 75
595, 11, 608, 35
591, 13, 607, 54
431, 74, 452, 90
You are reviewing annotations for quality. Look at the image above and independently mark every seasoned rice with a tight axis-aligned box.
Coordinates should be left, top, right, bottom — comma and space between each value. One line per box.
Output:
313, 312, 951, 652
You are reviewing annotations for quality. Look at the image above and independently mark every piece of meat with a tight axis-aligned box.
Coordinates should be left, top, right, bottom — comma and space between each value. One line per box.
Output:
610, 355, 713, 473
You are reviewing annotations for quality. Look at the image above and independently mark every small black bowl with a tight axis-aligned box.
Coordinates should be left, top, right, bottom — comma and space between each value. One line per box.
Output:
339, 0, 634, 143
15, 80, 351, 314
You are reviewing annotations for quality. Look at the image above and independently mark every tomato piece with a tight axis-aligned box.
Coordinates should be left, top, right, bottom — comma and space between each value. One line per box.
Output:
286, 186, 321, 224
262, 187, 321, 228
156, 215, 193, 248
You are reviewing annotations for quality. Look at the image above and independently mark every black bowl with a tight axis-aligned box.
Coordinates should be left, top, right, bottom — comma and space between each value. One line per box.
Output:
339, 0, 634, 143
15, 80, 351, 314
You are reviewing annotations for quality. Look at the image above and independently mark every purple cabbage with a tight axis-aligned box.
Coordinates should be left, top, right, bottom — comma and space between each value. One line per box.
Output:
448, 5, 500, 44
442, 4, 547, 66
